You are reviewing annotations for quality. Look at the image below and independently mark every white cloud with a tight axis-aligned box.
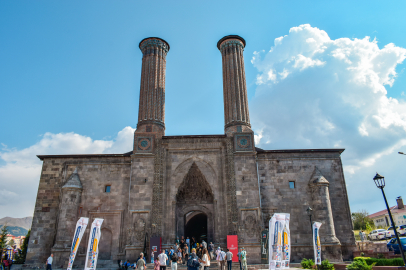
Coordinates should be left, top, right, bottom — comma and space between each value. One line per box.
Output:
0, 126, 135, 218
250, 24, 406, 213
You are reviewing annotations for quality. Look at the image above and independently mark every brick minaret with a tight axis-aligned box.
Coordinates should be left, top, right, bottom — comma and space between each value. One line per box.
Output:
217, 35, 251, 135
136, 37, 170, 135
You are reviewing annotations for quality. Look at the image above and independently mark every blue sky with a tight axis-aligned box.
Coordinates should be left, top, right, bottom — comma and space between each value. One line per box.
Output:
1, 1, 406, 218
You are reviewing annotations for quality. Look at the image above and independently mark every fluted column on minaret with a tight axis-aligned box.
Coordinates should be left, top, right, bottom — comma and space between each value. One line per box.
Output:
218, 35, 251, 135
136, 37, 170, 135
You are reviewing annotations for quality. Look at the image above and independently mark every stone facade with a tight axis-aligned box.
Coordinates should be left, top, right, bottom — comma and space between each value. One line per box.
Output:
26, 36, 356, 267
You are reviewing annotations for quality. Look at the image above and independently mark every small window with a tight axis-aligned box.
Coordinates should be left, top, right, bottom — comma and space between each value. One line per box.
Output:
79, 207, 82, 214
105, 185, 111, 193
289, 181, 295, 189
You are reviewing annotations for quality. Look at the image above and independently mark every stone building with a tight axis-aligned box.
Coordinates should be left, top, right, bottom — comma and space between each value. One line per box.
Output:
26, 35, 356, 267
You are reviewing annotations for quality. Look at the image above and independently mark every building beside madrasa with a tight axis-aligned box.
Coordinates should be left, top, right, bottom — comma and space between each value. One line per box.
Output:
26, 35, 356, 267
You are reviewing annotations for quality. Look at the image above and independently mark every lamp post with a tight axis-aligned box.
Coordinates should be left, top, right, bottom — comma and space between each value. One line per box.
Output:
306, 207, 313, 233
373, 173, 406, 266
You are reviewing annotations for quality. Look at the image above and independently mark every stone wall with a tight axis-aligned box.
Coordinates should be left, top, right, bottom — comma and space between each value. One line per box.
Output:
257, 150, 356, 262
26, 155, 132, 267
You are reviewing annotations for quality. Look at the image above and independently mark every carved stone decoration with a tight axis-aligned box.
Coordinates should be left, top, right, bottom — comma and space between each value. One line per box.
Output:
151, 139, 164, 236
127, 227, 134, 245
134, 219, 146, 243
225, 138, 239, 235
176, 162, 214, 204
244, 215, 257, 238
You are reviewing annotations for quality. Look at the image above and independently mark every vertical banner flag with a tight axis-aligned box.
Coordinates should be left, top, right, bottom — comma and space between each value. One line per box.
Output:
67, 217, 89, 270
269, 213, 290, 270
227, 235, 239, 262
84, 218, 104, 270
312, 222, 322, 265
282, 214, 290, 269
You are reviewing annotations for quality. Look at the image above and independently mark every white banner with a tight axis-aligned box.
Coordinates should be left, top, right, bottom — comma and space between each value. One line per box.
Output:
312, 222, 322, 265
282, 214, 290, 269
84, 218, 104, 270
67, 217, 89, 270
269, 213, 290, 270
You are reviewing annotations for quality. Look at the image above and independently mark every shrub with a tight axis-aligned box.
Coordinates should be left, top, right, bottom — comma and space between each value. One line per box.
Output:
354, 257, 404, 266
301, 258, 315, 269
347, 260, 374, 270
319, 259, 334, 270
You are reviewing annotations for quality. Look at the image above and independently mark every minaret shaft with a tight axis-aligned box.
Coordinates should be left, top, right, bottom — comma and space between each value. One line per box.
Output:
218, 36, 251, 134
137, 37, 169, 134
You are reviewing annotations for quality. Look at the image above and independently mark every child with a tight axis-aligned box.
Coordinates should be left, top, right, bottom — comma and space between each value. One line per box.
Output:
154, 258, 160, 270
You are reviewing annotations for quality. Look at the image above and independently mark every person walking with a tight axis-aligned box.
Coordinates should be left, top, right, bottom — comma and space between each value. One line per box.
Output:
186, 237, 190, 252
199, 248, 210, 270
218, 249, 226, 270
237, 249, 242, 270
183, 246, 189, 265
154, 258, 160, 270
158, 250, 168, 270
240, 248, 247, 270
359, 230, 365, 242
208, 242, 214, 260
226, 249, 233, 270
177, 248, 182, 264
187, 249, 200, 270
171, 250, 178, 270
136, 253, 147, 270
46, 254, 53, 270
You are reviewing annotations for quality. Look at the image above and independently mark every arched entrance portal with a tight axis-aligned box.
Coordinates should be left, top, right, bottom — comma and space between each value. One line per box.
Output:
185, 212, 207, 243
176, 162, 215, 242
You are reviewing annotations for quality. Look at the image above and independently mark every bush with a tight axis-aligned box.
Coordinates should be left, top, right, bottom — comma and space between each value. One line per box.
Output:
347, 260, 374, 270
319, 259, 334, 270
354, 257, 404, 266
301, 258, 315, 269
14, 229, 30, 264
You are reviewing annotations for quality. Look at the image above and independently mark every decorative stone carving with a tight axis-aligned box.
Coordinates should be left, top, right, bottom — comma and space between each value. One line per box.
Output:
127, 227, 134, 245
244, 215, 257, 238
151, 138, 164, 237
176, 162, 214, 204
134, 219, 146, 243
225, 138, 239, 234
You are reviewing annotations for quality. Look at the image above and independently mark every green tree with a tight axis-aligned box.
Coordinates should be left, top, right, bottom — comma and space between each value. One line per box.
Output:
0, 225, 8, 249
8, 239, 15, 247
352, 210, 375, 230
15, 229, 30, 264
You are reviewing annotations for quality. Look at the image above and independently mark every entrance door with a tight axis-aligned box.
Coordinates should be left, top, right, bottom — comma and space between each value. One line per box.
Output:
99, 228, 112, 260
185, 212, 208, 243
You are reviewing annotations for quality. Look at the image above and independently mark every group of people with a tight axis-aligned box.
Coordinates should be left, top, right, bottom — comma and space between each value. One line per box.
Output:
43, 236, 249, 270
214, 247, 247, 270
119, 253, 147, 270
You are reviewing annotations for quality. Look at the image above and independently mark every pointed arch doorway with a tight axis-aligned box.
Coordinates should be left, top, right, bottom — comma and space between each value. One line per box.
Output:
185, 211, 207, 243
175, 162, 215, 243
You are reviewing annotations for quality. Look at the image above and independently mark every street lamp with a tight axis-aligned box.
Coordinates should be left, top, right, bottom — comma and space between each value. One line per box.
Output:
373, 173, 406, 266
306, 206, 313, 232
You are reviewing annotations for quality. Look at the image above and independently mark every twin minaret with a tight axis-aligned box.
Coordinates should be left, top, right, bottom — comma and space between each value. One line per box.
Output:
135, 35, 251, 136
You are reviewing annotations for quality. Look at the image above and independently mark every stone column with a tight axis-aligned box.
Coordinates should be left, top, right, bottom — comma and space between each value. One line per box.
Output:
52, 168, 83, 267
137, 37, 170, 135
217, 35, 251, 135
310, 167, 342, 261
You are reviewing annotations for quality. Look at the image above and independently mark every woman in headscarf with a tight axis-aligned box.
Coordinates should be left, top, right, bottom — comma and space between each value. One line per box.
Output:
187, 248, 200, 270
